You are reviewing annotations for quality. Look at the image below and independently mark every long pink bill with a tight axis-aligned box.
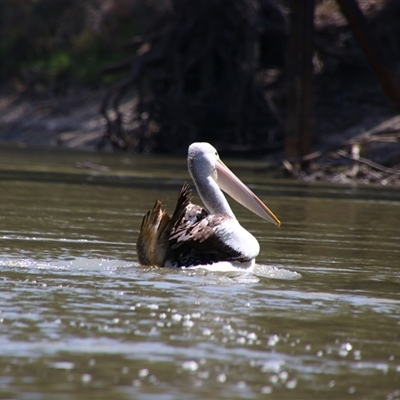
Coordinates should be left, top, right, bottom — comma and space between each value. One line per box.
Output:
215, 160, 281, 227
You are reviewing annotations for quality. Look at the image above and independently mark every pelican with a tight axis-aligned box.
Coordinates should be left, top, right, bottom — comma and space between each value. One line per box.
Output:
136, 142, 280, 269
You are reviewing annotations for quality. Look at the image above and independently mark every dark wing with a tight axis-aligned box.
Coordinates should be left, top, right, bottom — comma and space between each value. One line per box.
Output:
169, 186, 246, 266
137, 183, 249, 268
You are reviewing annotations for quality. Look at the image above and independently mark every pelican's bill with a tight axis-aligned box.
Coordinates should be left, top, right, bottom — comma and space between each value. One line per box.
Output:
215, 160, 281, 227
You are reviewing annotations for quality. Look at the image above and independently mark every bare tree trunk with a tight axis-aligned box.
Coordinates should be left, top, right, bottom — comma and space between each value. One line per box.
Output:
285, 0, 314, 169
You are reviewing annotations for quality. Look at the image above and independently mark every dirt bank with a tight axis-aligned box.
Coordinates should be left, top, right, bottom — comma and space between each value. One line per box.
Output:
1, 81, 400, 186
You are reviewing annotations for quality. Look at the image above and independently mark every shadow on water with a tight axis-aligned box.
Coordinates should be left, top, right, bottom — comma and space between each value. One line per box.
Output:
0, 147, 399, 400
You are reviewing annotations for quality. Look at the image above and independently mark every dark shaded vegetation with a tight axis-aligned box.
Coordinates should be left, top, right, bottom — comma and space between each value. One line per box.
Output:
99, 0, 400, 155
1, 0, 400, 185
0, 1, 163, 93
100, 0, 288, 153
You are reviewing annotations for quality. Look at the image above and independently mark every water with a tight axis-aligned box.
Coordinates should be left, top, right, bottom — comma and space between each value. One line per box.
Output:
0, 146, 399, 400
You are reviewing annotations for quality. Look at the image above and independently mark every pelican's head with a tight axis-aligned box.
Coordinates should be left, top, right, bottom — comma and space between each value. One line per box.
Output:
188, 142, 281, 227
188, 142, 220, 178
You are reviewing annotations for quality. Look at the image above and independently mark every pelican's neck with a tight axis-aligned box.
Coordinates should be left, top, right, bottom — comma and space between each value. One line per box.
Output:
192, 174, 236, 218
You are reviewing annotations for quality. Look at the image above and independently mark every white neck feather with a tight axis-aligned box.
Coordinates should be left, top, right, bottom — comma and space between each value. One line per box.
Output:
192, 173, 236, 219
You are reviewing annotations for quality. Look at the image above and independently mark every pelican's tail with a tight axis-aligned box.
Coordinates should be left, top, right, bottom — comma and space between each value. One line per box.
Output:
136, 184, 193, 267
136, 200, 172, 266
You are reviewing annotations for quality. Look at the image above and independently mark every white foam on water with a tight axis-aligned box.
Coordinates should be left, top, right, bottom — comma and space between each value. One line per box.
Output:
254, 264, 301, 280
182, 261, 301, 281
0, 256, 300, 281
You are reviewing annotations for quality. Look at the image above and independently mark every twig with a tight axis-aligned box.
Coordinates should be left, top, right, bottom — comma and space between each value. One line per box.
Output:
336, 149, 400, 176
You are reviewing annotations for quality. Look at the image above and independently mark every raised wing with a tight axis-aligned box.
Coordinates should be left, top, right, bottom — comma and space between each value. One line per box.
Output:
169, 185, 248, 267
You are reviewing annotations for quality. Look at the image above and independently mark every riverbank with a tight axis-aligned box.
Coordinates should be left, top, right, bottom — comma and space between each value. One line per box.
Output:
0, 85, 108, 150
1, 83, 400, 185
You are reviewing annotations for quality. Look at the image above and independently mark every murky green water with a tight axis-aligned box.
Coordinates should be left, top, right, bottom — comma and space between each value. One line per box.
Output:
0, 146, 399, 400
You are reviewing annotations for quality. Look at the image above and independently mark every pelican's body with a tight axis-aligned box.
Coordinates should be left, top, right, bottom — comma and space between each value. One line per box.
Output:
136, 142, 280, 269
